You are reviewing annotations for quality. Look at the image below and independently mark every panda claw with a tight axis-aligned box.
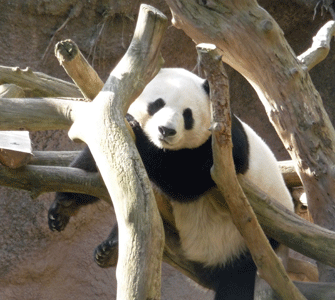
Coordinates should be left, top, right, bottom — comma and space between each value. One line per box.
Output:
48, 213, 70, 232
94, 238, 118, 268
48, 201, 70, 232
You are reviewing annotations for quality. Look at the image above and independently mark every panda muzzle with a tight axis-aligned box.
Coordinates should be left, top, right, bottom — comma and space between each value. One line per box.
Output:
158, 126, 177, 138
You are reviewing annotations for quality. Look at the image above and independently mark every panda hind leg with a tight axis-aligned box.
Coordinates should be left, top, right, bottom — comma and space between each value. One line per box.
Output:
48, 146, 100, 232
211, 252, 257, 300
94, 223, 118, 268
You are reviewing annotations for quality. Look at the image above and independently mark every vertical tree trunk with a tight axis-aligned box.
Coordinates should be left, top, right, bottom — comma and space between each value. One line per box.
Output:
166, 0, 335, 281
68, 5, 168, 299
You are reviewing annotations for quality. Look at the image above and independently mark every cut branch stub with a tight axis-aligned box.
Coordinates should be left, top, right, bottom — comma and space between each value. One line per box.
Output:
298, 20, 335, 71
55, 39, 104, 100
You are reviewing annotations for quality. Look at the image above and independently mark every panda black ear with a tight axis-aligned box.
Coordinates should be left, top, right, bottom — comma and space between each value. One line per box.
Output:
203, 80, 210, 95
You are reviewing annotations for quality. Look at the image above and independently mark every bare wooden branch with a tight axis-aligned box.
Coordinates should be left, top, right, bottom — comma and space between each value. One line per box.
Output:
2, 148, 335, 276
0, 97, 86, 131
0, 66, 82, 97
197, 43, 306, 300
66, 5, 168, 299
298, 21, 335, 70
166, 0, 335, 282
0, 164, 108, 201
31, 151, 80, 166
31, 149, 302, 187
239, 176, 335, 268
55, 39, 104, 100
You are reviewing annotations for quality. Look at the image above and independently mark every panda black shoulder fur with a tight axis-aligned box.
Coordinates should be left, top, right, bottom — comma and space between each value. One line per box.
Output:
48, 68, 294, 300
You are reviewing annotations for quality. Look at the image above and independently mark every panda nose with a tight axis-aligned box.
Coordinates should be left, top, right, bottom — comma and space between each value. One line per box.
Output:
158, 126, 176, 137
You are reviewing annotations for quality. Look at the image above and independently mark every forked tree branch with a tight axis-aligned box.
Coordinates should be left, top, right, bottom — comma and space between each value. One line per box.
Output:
65, 5, 168, 300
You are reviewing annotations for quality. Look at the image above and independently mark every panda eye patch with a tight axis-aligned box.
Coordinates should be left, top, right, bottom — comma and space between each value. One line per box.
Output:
148, 98, 165, 116
183, 108, 194, 130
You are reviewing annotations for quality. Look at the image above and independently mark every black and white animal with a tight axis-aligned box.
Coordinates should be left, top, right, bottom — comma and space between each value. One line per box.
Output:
48, 68, 294, 300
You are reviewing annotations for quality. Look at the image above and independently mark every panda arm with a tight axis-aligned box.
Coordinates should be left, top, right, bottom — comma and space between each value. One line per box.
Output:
48, 146, 100, 231
69, 145, 98, 172
53, 146, 100, 206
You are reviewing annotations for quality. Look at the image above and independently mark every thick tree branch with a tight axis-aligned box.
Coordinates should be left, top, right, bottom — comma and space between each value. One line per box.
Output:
2, 152, 335, 267
197, 43, 306, 300
66, 5, 167, 300
166, 0, 335, 282
0, 66, 82, 97
0, 97, 86, 131
0, 164, 108, 201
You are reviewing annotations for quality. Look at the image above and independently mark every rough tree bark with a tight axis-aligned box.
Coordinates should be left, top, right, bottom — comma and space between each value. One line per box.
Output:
197, 43, 306, 299
0, 66, 81, 97
54, 39, 104, 100
165, 0, 335, 282
66, 5, 168, 299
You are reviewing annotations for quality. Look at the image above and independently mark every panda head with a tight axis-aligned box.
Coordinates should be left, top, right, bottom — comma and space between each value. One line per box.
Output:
128, 68, 211, 150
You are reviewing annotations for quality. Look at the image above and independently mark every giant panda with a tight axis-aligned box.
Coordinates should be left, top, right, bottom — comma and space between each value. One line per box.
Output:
48, 68, 294, 300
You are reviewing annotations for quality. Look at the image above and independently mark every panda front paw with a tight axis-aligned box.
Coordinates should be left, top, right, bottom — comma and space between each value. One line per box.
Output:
48, 200, 71, 232
94, 237, 118, 268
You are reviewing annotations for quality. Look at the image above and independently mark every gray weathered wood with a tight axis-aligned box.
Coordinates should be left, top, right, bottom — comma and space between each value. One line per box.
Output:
0, 66, 82, 97
67, 5, 168, 300
0, 97, 86, 131
55, 39, 104, 100
166, 0, 335, 282
198, 43, 306, 300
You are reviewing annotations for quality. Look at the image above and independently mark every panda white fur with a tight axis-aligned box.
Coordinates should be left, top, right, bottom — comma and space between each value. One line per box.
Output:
48, 68, 294, 300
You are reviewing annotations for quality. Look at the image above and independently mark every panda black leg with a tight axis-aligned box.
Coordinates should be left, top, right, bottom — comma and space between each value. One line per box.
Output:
48, 192, 100, 231
48, 146, 100, 232
214, 269, 256, 300
209, 253, 257, 300
94, 223, 119, 268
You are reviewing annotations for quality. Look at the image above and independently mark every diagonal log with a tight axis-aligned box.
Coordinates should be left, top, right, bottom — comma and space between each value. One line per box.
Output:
198, 43, 306, 300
